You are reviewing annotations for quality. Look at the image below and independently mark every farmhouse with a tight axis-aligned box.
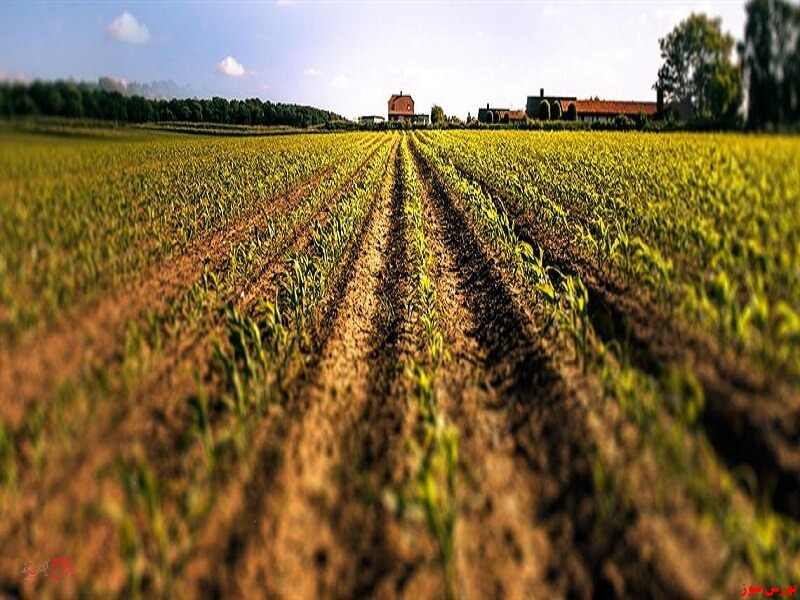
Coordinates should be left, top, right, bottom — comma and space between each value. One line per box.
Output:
388, 92, 430, 125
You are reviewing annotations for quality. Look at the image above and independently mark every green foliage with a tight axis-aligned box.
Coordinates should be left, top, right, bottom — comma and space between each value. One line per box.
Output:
431, 104, 446, 126
415, 129, 800, 380
0, 129, 371, 344
740, 0, 800, 127
656, 12, 742, 119
0, 80, 344, 126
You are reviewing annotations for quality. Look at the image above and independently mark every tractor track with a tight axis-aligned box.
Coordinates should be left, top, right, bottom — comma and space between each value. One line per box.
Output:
415, 146, 553, 598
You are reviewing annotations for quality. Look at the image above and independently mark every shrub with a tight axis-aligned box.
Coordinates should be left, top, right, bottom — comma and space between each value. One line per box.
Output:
566, 103, 578, 121
539, 100, 550, 121
551, 101, 563, 121
614, 114, 636, 130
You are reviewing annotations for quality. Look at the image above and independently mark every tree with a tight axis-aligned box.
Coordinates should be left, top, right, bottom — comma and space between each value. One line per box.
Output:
551, 101, 563, 120
739, 0, 800, 127
656, 13, 742, 119
0, 79, 346, 128
431, 104, 446, 125
538, 99, 550, 121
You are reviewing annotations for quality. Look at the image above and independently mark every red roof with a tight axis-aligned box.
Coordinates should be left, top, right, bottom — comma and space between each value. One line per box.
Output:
388, 94, 414, 116
574, 100, 658, 116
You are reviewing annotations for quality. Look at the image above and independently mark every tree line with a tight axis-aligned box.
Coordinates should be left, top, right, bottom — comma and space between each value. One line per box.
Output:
656, 0, 800, 128
0, 80, 343, 128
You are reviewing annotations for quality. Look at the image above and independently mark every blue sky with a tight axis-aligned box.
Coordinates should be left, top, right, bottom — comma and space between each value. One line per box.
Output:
0, 1, 746, 120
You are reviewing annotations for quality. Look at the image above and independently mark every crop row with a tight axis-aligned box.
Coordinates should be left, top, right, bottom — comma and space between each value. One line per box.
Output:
0, 130, 378, 342
0, 133, 386, 480
415, 130, 800, 381
104, 137, 395, 595
0, 132, 392, 596
391, 136, 458, 598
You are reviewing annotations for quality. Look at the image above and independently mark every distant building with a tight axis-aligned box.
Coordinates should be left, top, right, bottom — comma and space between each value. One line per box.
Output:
526, 89, 578, 119
359, 115, 386, 125
477, 86, 664, 126
574, 99, 659, 123
388, 92, 429, 125
478, 105, 527, 124
388, 92, 415, 122
521, 87, 661, 122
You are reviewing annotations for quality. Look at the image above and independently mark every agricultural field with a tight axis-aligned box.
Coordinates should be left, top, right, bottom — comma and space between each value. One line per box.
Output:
1, 124, 799, 597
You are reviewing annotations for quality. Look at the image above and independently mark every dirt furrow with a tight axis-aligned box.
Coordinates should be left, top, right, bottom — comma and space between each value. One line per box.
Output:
449, 161, 800, 518
412, 141, 689, 598
416, 155, 554, 598
180, 139, 407, 598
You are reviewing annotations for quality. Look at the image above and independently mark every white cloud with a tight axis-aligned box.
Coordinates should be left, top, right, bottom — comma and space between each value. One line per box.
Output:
107, 12, 150, 44
330, 75, 351, 89
304, 67, 322, 78
261, 83, 270, 92
217, 55, 246, 77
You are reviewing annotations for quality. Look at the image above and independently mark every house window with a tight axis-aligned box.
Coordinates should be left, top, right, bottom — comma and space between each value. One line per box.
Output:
407, 104, 411, 110
391, 103, 395, 110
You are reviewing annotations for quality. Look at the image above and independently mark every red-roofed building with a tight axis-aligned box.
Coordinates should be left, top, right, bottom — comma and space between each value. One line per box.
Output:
388, 92, 430, 125
388, 92, 414, 120
516, 87, 664, 123
573, 99, 659, 123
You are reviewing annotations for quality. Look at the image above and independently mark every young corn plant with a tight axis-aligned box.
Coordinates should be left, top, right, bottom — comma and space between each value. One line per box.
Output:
103, 453, 171, 598
0, 424, 17, 491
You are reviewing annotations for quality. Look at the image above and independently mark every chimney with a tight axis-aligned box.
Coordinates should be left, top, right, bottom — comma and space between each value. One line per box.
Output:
487, 103, 489, 109
540, 88, 544, 98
